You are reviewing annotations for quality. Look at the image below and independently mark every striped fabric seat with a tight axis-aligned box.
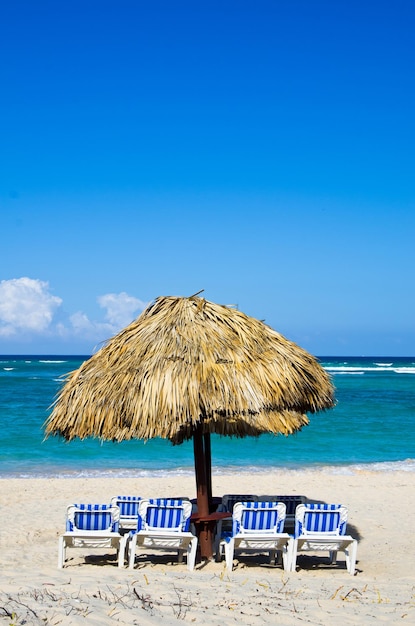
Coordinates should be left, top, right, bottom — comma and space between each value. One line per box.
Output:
126, 499, 198, 571
112, 496, 141, 517
110, 496, 141, 531
296, 503, 346, 537
214, 494, 257, 559
58, 503, 124, 568
221, 501, 292, 572
145, 502, 188, 531
235, 501, 285, 534
291, 503, 357, 575
67, 503, 119, 532
148, 498, 186, 505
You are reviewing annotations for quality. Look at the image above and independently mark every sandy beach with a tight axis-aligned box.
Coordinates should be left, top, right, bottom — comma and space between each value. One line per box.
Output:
1, 469, 414, 625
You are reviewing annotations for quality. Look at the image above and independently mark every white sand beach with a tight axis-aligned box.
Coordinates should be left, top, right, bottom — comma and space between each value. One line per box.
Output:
1, 469, 414, 625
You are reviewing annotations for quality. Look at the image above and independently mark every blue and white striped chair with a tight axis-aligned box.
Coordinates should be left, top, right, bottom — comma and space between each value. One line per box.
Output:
257, 495, 306, 531
291, 503, 357, 575
222, 501, 292, 572
127, 499, 198, 571
214, 494, 258, 561
110, 496, 141, 531
58, 503, 124, 568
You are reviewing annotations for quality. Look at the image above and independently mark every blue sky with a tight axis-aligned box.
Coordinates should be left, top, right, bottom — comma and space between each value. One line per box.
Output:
1, 1, 414, 356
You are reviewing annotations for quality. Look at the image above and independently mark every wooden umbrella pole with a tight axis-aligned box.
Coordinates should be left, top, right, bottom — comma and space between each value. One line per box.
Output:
193, 423, 214, 560
193, 423, 209, 517
204, 431, 212, 511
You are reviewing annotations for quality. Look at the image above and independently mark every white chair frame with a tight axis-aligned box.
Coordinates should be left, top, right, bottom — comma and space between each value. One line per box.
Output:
291, 504, 358, 575
127, 499, 198, 571
221, 501, 292, 572
58, 504, 125, 568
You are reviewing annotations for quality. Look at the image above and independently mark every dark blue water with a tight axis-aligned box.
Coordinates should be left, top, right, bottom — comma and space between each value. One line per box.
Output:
0, 356, 414, 477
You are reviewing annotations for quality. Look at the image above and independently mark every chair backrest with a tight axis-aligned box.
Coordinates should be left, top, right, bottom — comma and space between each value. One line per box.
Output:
66, 503, 120, 533
110, 495, 141, 519
295, 504, 347, 538
138, 499, 192, 532
148, 498, 189, 506
221, 494, 258, 513
232, 501, 286, 535
258, 495, 305, 517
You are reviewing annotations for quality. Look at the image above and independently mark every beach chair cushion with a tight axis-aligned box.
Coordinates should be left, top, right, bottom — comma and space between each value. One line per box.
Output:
295, 503, 346, 537
214, 494, 258, 554
291, 503, 357, 575
127, 499, 198, 571
145, 502, 188, 531
111, 496, 141, 517
233, 500, 285, 535
110, 496, 141, 531
66, 503, 119, 532
221, 501, 292, 572
59, 503, 124, 568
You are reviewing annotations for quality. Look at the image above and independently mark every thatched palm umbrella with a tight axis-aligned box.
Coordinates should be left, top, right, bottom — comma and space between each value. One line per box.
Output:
45, 294, 335, 559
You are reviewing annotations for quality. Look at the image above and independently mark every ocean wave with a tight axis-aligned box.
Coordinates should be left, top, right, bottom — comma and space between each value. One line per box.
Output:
213, 459, 415, 475
1, 459, 414, 480
325, 365, 415, 374
331, 371, 364, 375
39, 360, 68, 363
0, 467, 196, 480
325, 366, 388, 371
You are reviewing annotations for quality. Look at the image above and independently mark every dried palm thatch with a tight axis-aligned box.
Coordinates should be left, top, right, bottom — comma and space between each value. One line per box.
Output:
45, 294, 334, 444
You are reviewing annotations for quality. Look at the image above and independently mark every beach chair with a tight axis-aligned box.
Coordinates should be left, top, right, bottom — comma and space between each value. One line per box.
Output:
220, 501, 292, 572
291, 503, 357, 575
110, 495, 141, 532
58, 503, 125, 568
257, 495, 306, 532
218, 494, 258, 512
214, 494, 258, 561
126, 499, 198, 571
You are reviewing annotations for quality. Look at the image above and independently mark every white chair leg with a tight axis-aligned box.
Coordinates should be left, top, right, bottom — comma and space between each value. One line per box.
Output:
224, 539, 235, 572
282, 541, 292, 572
58, 536, 65, 569
117, 538, 127, 568
187, 537, 198, 571
214, 534, 222, 562
214, 520, 223, 562
119, 534, 129, 568
345, 540, 357, 575
128, 535, 138, 569
329, 550, 338, 564
290, 539, 298, 572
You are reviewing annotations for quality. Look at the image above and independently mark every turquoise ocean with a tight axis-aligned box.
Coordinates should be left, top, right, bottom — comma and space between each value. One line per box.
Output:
0, 355, 414, 478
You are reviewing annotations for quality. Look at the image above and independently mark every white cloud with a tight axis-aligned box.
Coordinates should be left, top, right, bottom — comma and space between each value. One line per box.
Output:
98, 292, 147, 328
0, 278, 62, 336
0, 277, 148, 350
69, 311, 97, 333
